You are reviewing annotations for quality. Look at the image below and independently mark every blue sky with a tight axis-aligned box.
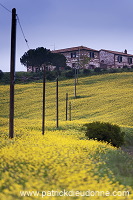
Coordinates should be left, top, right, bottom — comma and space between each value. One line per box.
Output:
1, 0, 133, 72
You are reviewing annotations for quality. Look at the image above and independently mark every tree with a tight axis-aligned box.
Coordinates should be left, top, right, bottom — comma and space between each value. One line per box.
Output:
20, 47, 66, 72
0, 70, 4, 79
79, 55, 90, 69
20, 47, 51, 69
50, 53, 66, 71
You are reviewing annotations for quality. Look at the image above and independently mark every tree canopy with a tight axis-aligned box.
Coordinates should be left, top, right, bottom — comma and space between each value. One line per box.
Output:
20, 47, 51, 67
50, 53, 66, 71
20, 47, 66, 70
79, 55, 90, 68
0, 70, 4, 79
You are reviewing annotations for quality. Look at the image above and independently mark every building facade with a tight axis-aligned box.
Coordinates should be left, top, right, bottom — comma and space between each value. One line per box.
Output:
26, 46, 133, 72
99, 49, 133, 68
27, 65, 56, 72
53, 46, 100, 69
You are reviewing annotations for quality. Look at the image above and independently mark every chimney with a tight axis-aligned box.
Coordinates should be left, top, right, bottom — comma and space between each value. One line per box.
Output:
124, 49, 127, 54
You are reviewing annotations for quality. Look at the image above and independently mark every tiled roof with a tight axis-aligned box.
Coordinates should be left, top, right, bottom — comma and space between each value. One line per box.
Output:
100, 49, 133, 57
52, 46, 133, 57
52, 46, 99, 53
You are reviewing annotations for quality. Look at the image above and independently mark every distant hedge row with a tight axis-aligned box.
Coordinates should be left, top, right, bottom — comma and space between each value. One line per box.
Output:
0, 67, 133, 84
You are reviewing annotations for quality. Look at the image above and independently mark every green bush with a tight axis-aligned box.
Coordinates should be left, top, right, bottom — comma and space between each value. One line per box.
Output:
65, 70, 75, 78
65, 66, 72, 70
123, 65, 128, 69
46, 71, 56, 80
94, 68, 101, 73
109, 69, 118, 73
0, 72, 10, 84
83, 69, 91, 74
83, 121, 125, 148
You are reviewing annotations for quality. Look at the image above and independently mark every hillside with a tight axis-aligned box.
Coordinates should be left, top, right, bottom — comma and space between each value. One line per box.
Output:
0, 72, 133, 200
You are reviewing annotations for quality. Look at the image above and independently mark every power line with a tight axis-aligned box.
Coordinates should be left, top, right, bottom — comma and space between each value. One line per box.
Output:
16, 15, 30, 50
0, 3, 30, 50
0, 3, 11, 13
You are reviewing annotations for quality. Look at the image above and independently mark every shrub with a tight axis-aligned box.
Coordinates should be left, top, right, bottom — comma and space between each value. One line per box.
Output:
94, 68, 101, 73
65, 66, 71, 70
65, 70, 75, 78
109, 69, 118, 73
83, 121, 125, 148
46, 71, 56, 80
83, 69, 91, 74
123, 65, 128, 69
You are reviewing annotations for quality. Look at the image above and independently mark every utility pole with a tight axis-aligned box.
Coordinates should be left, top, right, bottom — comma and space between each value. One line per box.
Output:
69, 101, 71, 121
74, 67, 77, 98
56, 77, 59, 128
66, 93, 68, 120
77, 47, 80, 84
9, 8, 16, 138
42, 65, 46, 135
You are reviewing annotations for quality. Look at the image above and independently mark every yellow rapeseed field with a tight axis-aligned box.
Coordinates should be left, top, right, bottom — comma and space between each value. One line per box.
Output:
0, 72, 133, 200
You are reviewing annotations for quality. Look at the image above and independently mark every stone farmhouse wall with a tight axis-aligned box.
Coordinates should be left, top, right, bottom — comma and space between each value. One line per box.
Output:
99, 50, 114, 67
114, 55, 133, 68
100, 50, 133, 68
27, 65, 56, 72
54, 46, 100, 69
64, 50, 100, 69
27, 46, 133, 72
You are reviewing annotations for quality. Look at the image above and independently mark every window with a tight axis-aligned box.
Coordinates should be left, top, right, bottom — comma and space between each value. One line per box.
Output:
72, 63, 76, 68
89, 64, 95, 69
90, 52, 94, 58
71, 52, 76, 58
128, 57, 132, 65
117, 56, 122, 63
35, 67, 40, 72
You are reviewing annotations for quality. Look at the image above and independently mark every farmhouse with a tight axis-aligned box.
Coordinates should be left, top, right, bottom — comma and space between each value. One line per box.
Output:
99, 49, 133, 68
27, 65, 56, 72
26, 46, 133, 72
53, 46, 100, 69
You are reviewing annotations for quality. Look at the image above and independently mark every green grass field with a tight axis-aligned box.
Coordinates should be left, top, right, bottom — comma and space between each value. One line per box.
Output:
0, 72, 133, 200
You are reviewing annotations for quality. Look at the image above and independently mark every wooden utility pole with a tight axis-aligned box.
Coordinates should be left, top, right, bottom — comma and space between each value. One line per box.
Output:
77, 47, 80, 84
76, 68, 78, 84
42, 65, 46, 135
74, 67, 77, 98
66, 93, 68, 120
69, 101, 71, 121
56, 78, 59, 128
9, 8, 16, 138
